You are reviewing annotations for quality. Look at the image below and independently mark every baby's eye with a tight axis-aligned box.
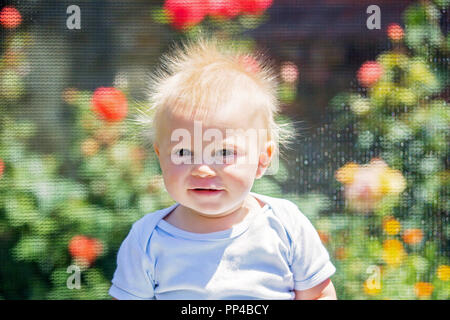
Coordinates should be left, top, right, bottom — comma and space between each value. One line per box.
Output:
216, 149, 235, 157
175, 148, 192, 157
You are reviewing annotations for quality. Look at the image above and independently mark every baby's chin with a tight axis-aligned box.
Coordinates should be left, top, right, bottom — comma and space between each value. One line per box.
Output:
180, 200, 244, 218
183, 203, 232, 218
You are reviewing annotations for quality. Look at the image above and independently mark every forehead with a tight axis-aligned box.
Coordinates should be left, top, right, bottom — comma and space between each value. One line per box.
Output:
156, 109, 267, 152
162, 106, 265, 136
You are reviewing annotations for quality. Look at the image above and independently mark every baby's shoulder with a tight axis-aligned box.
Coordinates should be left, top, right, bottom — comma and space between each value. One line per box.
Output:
128, 203, 178, 248
257, 193, 308, 223
256, 193, 313, 238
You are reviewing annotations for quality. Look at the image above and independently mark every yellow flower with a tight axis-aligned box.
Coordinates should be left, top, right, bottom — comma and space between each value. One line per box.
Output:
377, 52, 408, 69
396, 88, 416, 106
371, 81, 394, 101
414, 282, 434, 298
436, 265, 450, 281
383, 217, 401, 236
335, 162, 359, 185
382, 239, 405, 267
363, 279, 381, 296
379, 168, 406, 196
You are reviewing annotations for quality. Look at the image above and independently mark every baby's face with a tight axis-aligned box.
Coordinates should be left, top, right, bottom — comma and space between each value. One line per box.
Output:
153, 108, 273, 216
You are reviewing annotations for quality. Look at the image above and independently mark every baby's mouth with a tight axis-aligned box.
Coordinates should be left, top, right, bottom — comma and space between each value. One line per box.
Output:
189, 188, 224, 195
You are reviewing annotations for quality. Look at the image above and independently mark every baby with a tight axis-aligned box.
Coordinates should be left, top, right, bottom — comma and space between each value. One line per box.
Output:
109, 36, 336, 300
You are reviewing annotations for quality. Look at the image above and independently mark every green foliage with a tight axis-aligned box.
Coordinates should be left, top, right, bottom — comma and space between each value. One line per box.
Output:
0, 34, 297, 301
327, 0, 449, 299
1, 0, 449, 300
0, 88, 296, 298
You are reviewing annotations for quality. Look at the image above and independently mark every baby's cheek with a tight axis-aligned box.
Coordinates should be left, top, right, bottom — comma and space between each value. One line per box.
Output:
160, 155, 183, 173
223, 163, 258, 187
160, 163, 185, 187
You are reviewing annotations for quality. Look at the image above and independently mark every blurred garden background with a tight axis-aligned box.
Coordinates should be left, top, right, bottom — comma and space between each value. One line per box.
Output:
0, 0, 448, 299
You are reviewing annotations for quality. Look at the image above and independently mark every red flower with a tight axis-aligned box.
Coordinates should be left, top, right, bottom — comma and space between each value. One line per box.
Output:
208, 0, 241, 19
68, 235, 103, 265
164, 0, 207, 30
0, 6, 22, 29
91, 87, 128, 122
357, 61, 383, 87
387, 23, 404, 41
239, 0, 273, 15
0, 159, 4, 178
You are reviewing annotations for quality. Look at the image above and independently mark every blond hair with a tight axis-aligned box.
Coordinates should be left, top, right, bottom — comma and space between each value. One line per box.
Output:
140, 35, 296, 163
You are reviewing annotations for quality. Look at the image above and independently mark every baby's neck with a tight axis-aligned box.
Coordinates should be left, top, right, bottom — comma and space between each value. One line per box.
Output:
164, 194, 263, 234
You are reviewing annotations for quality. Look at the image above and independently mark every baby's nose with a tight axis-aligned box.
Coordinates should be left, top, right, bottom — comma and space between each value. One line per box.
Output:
191, 164, 216, 177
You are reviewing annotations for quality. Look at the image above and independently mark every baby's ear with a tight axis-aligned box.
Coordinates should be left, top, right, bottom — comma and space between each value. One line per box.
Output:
255, 141, 275, 179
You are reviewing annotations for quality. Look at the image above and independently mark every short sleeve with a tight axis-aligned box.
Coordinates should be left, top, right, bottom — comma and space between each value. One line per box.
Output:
288, 204, 336, 291
109, 223, 156, 300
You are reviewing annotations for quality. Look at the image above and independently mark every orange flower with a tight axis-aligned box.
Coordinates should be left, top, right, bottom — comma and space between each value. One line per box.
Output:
335, 162, 359, 184
436, 265, 450, 282
414, 282, 434, 298
382, 239, 405, 267
383, 217, 401, 236
402, 229, 423, 245
317, 230, 329, 244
